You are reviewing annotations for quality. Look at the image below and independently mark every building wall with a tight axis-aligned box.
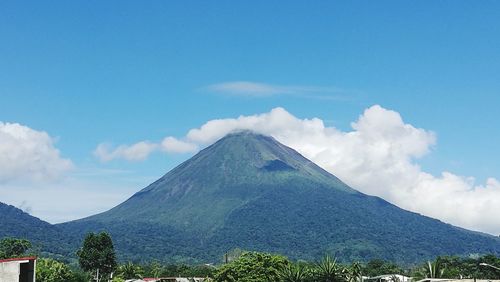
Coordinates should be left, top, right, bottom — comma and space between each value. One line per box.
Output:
0, 261, 20, 282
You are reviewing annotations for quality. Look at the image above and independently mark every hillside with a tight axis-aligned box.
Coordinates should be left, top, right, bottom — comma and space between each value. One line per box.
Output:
0, 202, 75, 258
57, 131, 500, 264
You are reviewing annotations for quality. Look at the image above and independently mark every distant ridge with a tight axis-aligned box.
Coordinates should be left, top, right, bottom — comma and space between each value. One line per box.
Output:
0, 202, 75, 257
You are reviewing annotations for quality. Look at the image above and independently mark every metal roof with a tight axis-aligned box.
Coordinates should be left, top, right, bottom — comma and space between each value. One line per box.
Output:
0, 256, 37, 263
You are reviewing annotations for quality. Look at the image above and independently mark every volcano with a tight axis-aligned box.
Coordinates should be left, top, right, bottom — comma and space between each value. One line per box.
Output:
58, 131, 500, 263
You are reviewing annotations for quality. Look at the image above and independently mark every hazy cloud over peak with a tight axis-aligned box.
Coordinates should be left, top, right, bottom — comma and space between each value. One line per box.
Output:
161, 137, 198, 153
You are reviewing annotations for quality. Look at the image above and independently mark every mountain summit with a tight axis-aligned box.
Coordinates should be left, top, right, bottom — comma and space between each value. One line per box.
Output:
59, 131, 500, 263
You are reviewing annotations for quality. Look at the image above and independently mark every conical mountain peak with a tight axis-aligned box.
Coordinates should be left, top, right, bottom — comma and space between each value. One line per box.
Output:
221, 129, 269, 139
215, 130, 282, 149
206, 130, 286, 157
81, 131, 354, 229
201, 130, 330, 175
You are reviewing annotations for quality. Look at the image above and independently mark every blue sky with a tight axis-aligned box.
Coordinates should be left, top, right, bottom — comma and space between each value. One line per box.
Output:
1, 1, 500, 233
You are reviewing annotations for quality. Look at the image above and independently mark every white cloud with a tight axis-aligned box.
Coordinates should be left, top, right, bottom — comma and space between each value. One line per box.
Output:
161, 137, 198, 153
204, 81, 349, 100
206, 81, 289, 96
94, 141, 158, 162
91, 106, 500, 234
93, 137, 198, 161
0, 122, 73, 183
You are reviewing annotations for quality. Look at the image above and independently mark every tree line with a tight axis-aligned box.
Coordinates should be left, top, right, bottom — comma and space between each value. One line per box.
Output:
1, 234, 499, 282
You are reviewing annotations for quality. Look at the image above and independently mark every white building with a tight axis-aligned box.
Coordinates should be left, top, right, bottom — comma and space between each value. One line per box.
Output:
417, 279, 500, 282
364, 274, 412, 282
0, 256, 36, 282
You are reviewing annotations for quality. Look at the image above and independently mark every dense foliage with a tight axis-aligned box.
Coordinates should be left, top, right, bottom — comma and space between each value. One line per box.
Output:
411, 255, 500, 280
0, 237, 32, 259
3, 237, 500, 282
0, 202, 76, 258
213, 253, 400, 282
213, 251, 289, 282
362, 259, 403, 277
115, 261, 144, 279
36, 258, 75, 282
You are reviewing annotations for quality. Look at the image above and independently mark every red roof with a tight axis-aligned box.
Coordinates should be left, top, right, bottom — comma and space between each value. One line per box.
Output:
0, 256, 37, 263
143, 278, 180, 281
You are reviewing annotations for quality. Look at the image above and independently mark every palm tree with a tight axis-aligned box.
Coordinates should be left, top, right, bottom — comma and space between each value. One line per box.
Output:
314, 255, 347, 282
117, 261, 144, 279
278, 263, 311, 282
147, 261, 162, 279
348, 261, 363, 282
425, 258, 446, 278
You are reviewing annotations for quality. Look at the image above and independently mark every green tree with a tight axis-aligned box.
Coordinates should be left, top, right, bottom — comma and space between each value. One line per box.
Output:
117, 262, 144, 279
477, 254, 500, 279
0, 237, 32, 259
71, 269, 92, 282
313, 255, 347, 282
363, 259, 403, 277
410, 255, 500, 280
223, 248, 245, 263
76, 232, 117, 281
144, 261, 163, 278
36, 258, 74, 282
213, 251, 289, 282
432, 256, 462, 278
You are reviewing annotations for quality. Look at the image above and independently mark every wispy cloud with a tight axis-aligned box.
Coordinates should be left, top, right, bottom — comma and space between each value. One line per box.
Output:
204, 81, 354, 100
94, 141, 159, 162
93, 137, 198, 162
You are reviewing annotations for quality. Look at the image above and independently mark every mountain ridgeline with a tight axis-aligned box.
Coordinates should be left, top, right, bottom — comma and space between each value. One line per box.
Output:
2, 131, 499, 264
0, 202, 76, 258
